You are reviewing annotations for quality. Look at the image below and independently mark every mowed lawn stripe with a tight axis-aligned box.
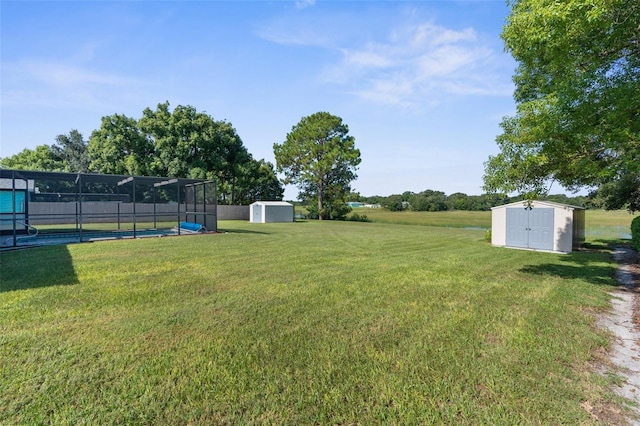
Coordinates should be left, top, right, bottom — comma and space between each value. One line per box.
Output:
0, 220, 620, 424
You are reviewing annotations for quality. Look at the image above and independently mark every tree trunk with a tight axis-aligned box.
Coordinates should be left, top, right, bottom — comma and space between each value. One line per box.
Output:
318, 182, 323, 220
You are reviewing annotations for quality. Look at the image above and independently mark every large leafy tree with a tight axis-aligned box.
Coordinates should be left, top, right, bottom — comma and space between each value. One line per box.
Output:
205, 120, 254, 204
88, 102, 270, 204
139, 102, 203, 178
483, 0, 640, 210
233, 159, 284, 205
88, 114, 153, 176
52, 129, 90, 172
274, 112, 361, 220
0, 145, 74, 194
3, 102, 281, 205
0, 145, 64, 171
1, 129, 89, 173
138, 102, 253, 204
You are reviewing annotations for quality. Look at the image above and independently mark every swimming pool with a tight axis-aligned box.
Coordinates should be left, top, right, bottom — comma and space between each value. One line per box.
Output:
1, 228, 182, 249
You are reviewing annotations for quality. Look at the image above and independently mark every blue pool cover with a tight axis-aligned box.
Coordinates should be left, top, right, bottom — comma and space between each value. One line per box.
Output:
178, 222, 206, 232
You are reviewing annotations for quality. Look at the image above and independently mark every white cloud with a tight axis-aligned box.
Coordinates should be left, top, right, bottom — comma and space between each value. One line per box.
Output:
261, 15, 512, 108
354, 77, 415, 107
0, 60, 142, 111
415, 45, 485, 78
23, 61, 132, 87
331, 22, 510, 106
341, 47, 395, 69
409, 23, 477, 48
255, 22, 331, 47
295, 0, 315, 9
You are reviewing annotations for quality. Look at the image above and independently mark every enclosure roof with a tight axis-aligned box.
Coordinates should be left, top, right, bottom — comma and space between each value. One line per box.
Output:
490, 200, 585, 211
0, 168, 210, 186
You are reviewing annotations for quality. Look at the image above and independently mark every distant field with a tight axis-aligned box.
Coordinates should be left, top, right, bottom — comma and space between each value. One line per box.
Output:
349, 208, 635, 241
0, 219, 631, 424
350, 209, 492, 228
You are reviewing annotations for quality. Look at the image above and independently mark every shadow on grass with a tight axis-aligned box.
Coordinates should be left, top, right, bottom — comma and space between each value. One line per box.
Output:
0, 245, 79, 292
519, 248, 619, 287
586, 238, 633, 250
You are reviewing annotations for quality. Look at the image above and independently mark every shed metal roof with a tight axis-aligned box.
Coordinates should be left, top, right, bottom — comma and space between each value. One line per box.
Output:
251, 201, 292, 206
491, 200, 585, 210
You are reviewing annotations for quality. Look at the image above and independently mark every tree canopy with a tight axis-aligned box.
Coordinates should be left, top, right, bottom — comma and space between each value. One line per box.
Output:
274, 112, 361, 220
233, 159, 284, 205
52, 129, 90, 173
0, 130, 90, 173
135, 102, 258, 203
89, 114, 153, 176
483, 0, 639, 211
88, 102, 283, 204
1, 102, 283, 205
0, 145, 64, 172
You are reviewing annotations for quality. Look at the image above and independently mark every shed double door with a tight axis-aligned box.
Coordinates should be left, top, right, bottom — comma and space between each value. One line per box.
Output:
506, 207, 554, 250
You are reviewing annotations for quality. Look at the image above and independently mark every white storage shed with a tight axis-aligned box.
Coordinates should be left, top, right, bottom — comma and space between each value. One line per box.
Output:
250, 201, 294, 223
491, 200, 585, 253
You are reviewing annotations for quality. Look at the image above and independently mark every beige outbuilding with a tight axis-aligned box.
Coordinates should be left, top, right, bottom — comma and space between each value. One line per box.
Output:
250, 201, 294, 223
491, 200, 585, 253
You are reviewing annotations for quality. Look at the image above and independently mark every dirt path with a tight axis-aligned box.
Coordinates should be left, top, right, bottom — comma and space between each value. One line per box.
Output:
599, 247, 640, 425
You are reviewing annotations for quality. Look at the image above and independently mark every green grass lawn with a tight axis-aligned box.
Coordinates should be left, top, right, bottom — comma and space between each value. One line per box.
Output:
0, 217, 634, 424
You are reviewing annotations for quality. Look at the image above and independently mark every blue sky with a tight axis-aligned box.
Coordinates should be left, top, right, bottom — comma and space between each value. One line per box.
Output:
1, 0, 518, 200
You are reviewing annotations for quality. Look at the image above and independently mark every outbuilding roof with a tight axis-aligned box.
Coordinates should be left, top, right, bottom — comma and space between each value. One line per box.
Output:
251, 201, 293, 206
490, 200, 585, 211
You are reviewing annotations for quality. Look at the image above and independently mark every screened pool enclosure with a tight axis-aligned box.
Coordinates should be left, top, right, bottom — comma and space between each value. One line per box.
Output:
0, 169, 217, 248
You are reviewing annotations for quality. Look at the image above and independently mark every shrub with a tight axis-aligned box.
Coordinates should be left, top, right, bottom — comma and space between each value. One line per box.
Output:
307, 202, 351, 220
631, 216, 640, 251
485, 229, 492, 243
347, 213, 372, 223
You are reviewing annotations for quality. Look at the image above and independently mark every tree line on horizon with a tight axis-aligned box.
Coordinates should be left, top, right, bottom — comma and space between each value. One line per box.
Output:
343, 190, 595, 213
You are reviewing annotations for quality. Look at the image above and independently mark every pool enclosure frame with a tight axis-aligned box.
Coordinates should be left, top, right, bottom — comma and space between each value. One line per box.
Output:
0, 169, 217, 248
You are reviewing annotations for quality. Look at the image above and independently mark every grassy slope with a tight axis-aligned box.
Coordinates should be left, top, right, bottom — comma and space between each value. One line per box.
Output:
0, 218, 629, 424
